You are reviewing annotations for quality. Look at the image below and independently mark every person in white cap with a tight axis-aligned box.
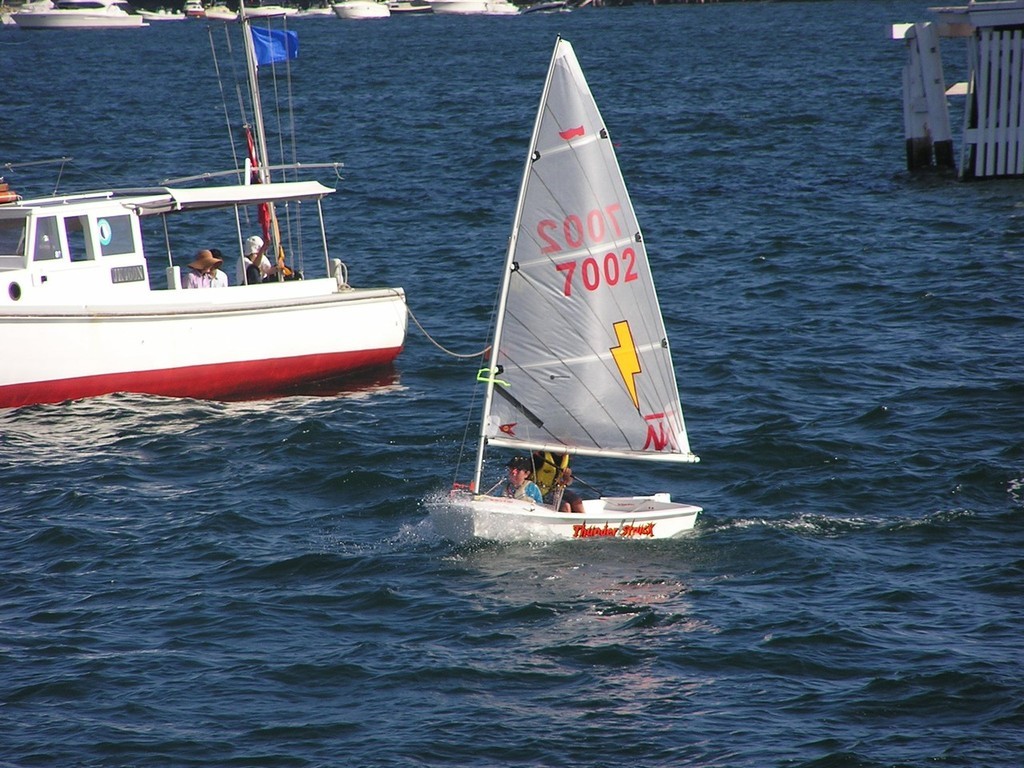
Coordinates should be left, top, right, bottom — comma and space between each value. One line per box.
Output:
238, 235, 278, 285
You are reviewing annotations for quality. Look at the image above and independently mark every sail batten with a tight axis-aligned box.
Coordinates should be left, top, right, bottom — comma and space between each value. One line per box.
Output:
487, 437, 700, 465
534, 132, 601, 158
509, 233, 641, 268
501, 341, 671, 376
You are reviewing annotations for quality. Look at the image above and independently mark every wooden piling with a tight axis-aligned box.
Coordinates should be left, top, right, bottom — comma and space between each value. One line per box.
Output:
894, 22, 956, 172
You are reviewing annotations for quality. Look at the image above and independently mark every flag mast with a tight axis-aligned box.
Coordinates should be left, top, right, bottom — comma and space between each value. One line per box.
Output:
239, 1, 285, 274
239, 1, 271, 188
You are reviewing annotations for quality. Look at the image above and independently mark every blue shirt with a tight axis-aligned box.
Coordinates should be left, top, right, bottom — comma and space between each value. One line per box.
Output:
498, 479, 543, 504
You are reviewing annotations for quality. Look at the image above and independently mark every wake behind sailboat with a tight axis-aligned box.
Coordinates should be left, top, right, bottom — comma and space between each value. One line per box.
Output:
430, 38, 702, 542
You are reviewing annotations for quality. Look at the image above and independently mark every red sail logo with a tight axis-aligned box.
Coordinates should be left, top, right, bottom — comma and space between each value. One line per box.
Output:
559, 126, 585, 140
642, 412, 677, 452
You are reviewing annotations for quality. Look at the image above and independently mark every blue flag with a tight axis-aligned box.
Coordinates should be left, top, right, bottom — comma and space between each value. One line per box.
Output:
250, 27, 298, 67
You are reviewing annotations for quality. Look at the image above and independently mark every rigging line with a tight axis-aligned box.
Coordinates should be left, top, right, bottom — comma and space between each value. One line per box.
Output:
231, 22, 260, 234
453, 382, 482, 487
226, 26, 249, 153
2, 157, 73, 197
283, 16, 298, 177
567, 473, 604, 497
282, 17, 301, 270
2, 157, 73, 171
209, 25, 243, 183
255, 17, 298, 268
260, 18, 288, 183
407, 304, 490, 359
52, 157, 68, 195
452, 272, 503, 486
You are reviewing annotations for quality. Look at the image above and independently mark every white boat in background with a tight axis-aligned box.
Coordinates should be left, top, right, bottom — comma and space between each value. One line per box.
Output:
183, 0, 205, 16
427, 0, 517, 13
201, 3, 296, 19
520, 0, 569, 13
332, 0, 389, 18
139, 7, 184, 20
387, 0, 430, 13
429, 38, 701, 542
0, 7, 407, 409
2, 0, 53, 25
296, 4, 334, 15
12, 0, 148, 28
244, 3, 296, 16
203, 3, 235, 19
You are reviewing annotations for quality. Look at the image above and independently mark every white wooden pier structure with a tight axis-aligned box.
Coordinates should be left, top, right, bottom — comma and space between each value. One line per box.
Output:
894, 1, 1024, 179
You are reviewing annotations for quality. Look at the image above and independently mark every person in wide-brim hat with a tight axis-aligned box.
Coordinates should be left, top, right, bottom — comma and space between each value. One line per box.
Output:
188, 249, 223, 272
183, 249, 226, 289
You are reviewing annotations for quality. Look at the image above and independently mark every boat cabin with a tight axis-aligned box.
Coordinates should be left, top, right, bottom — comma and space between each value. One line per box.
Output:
0, 181, 336, 308
0, 192, 153, 306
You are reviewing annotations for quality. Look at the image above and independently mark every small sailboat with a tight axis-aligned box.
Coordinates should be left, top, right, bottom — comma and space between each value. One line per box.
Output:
430, 38, 701, 542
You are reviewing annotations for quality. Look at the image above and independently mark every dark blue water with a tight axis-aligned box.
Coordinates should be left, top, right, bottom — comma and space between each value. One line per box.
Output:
3, 2, 1023, 765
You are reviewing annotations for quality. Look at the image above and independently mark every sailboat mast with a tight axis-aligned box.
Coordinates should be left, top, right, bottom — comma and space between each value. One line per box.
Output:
471, 38, 564, 493
240, 4, 271, 187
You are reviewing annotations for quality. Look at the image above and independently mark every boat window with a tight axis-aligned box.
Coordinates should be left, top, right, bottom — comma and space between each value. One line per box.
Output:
33, 217, 62, 261
96, 215, 136, 257
0, 218, 27, 259
66, 215, 93, 262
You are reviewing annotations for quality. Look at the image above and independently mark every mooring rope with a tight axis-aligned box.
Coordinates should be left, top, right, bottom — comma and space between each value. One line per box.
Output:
407, 304, 490, 359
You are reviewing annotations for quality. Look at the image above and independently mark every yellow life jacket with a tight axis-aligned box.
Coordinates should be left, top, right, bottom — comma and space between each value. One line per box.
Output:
532, 452, 569, 496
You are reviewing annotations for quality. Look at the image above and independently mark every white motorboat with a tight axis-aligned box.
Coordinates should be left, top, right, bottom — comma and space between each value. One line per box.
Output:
202, 4, 235, 19
0, 7, 407, 409
429, 38, 702, 542
12, 0, 148, 29
295, 4, 335, 15
520, 0, 569, 12
386, 0, 430, 13
2, 1, 53, 25
243, 3, 296, 16
201, 3, 297, 20
426, 0, 517, 14
332, 0, 389, 19
183, 0, 205, 16
139, 7, 184, 20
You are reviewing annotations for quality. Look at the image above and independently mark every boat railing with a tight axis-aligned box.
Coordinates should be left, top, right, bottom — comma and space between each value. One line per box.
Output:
161, 162, 344, 188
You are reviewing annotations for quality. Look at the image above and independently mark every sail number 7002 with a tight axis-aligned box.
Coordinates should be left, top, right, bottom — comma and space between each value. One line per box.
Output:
537, 204, 638, 297
555, 250, 638, 297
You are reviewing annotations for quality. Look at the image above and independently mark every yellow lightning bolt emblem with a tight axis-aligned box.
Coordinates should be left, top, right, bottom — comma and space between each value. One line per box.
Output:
610, 320, 642, 410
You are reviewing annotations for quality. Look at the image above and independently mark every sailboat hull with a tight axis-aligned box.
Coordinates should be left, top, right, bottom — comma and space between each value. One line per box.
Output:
431, 492, 701, 542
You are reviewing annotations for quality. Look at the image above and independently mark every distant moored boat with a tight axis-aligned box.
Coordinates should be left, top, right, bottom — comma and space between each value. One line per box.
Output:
12, 0, 148, 29
332, 0, 390, 19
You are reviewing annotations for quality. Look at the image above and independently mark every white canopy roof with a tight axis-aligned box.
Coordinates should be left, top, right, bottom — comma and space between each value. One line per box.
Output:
0, 181, 335, 219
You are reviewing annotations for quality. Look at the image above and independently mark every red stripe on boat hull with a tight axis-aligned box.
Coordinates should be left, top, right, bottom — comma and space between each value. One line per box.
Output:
0, 347, 402, 408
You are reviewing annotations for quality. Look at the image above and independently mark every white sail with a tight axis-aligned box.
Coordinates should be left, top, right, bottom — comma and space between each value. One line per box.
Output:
473, 38, 698, 490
